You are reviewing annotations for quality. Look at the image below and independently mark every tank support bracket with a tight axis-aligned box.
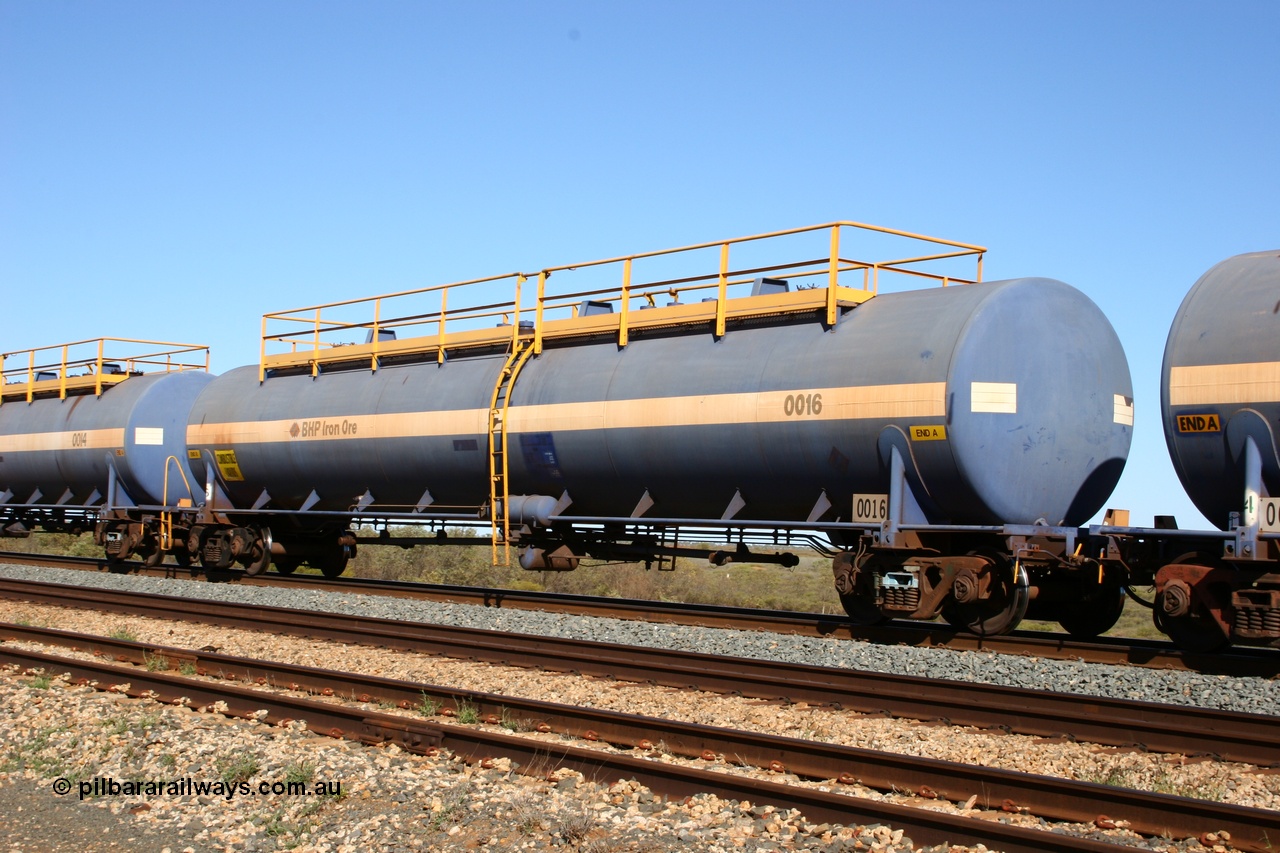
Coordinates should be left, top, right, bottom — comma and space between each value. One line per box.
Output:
877, 440, 928, 549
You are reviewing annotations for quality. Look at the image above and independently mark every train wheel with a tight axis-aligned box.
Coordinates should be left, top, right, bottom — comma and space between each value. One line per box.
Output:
940, 552, 1029, 636
1153, 588, 1229, 654
313, 553, 347, 579
1153, 603, 1229, 653
141, 546, 165, 569
834, 548, 885, 622
273, 558, 300, 575
832, 552, 888, 625
1153, 553, 1230, 653
837, 591, 888, 625
1056, 579, 1126, 638
243, 543, 270, 576
241, 528, 272, 576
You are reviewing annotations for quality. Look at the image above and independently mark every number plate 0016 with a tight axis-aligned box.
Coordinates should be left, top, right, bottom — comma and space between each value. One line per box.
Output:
852, 494, 888, 524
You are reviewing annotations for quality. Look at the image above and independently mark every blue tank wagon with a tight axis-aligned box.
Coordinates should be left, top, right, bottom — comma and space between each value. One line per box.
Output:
1141, 250, 1280, 649
180, 222, 1133, 635
0, 339, 211, 564
8, 230, 1275, 650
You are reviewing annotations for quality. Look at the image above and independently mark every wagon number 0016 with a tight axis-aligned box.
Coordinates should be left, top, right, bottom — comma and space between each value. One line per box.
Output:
783, 392, 823, 417
853, 494, 889, 524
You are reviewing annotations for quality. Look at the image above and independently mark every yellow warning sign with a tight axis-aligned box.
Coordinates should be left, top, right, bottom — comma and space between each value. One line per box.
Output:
187, 449, 201, 459
910, 425, 948, 441
1176, 413, 1221, 433
215, 449, 245, 482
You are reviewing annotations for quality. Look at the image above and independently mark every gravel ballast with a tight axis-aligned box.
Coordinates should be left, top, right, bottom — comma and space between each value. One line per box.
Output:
1, 562, 1276, 851
0, 563, 1276, 717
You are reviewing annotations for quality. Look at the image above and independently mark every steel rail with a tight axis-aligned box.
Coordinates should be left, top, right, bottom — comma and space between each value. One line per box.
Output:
2, 621, 1275, 850
0, 576, 1275, 768
4, 550, 1278, 678
0, 647, 1132, 853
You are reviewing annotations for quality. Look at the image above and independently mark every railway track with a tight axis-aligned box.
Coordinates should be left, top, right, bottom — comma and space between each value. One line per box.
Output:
0, 574, 1275, 768
4, 627, 1276, 852
4, 550, 1278, 677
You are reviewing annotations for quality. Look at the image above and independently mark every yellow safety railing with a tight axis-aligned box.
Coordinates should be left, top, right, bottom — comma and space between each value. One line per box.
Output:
0, 338, 211, 404
529, 220, 985, 354
259, 272, 529, 381
258, 221, 986, 377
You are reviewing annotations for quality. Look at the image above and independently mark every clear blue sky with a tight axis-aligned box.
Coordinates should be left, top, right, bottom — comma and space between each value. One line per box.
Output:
2, 1, 1278, 529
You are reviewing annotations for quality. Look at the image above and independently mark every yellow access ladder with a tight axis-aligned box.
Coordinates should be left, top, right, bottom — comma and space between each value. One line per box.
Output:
488, 333, 536, 564
160, 455, 197, 551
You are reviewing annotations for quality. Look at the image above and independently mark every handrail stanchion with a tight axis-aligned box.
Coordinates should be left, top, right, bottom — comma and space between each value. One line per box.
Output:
512, 275, 525, 348
715, 243, 729, 338
827, 224, 840, 326
619, 258, 632, 348
534, 272, 547, 355
95, 340, 105, 396
437, 287, 448, 364
311, 308, 322, 378
371, 297, 382, 372
59, 344, 68, 400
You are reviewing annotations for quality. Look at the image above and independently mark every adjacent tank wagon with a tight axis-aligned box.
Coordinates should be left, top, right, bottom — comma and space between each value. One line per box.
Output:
1145, 250, 1280, 649
0, 340, 211, 563
1163, 250, 1280, 529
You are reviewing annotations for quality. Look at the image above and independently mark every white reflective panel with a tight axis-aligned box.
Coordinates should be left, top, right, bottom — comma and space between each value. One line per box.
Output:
971, 382, 1017, 414
134, 427, 164, 446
